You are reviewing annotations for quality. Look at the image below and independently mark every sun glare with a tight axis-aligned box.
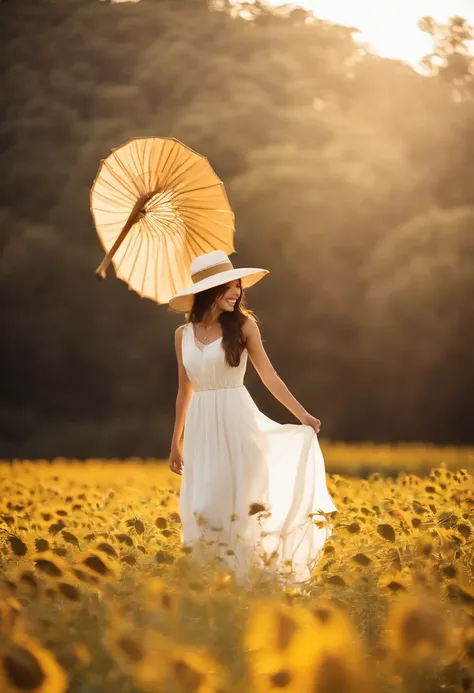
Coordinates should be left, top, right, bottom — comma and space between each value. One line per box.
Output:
269, 0, 474, 67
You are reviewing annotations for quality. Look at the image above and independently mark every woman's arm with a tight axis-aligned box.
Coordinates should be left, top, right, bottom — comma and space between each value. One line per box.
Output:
170, 325, 194, 452
243, 316, 321, 432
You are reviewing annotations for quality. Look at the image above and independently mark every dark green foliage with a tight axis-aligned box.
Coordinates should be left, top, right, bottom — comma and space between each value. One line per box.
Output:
0, 0, 473, 456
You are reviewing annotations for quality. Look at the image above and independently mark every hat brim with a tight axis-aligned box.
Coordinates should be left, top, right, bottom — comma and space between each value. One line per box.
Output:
168, 267, 269, 313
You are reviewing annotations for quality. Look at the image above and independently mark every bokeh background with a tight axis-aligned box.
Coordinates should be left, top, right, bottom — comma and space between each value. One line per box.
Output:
1, 0, 473, 458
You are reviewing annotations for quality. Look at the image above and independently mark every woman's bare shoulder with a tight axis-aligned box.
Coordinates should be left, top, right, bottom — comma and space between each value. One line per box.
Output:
174, 323, 187, 340
242, 315, 260, 337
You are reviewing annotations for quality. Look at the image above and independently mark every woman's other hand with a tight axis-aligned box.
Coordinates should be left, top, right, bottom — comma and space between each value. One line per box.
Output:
169, 446, 183, 475
298, 412, 321, 434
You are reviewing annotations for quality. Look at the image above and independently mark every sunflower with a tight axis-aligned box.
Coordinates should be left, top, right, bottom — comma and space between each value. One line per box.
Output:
141, 576, 180, 614
0, 633, 67, 693
168, 642, 226, 693
103, 623, 146, 671
136, 635, 225, 693
246, 600, 373, 693
73, 550, 116, 581
244, 599, 314, 654
311, 651, 369, 693
305, 601, 373, 685
378, 568, 412, 593
33, 553, 65, 579
385, 594, 451, 663
249, 648, 310, 693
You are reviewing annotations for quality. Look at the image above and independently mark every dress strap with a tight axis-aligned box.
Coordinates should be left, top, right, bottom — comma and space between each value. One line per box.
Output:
180, 322, 189, 344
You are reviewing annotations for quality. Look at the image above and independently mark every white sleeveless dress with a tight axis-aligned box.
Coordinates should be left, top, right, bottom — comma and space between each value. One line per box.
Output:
179, 322, 338, 586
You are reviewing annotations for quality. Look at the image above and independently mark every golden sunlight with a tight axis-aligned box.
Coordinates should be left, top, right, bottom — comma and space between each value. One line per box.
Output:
270, 0, 474, 67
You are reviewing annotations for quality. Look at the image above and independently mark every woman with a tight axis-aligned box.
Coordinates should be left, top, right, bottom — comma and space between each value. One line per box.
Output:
168, 250, 337, 587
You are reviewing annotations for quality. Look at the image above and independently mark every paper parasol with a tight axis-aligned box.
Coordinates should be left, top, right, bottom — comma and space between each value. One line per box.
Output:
91, 136, 235, 303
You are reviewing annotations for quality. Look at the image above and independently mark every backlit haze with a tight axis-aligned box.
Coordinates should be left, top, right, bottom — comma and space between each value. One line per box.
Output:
269, 0, 474, 67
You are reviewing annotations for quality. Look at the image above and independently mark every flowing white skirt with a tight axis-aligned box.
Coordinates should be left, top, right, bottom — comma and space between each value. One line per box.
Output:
180, 384, 338, 587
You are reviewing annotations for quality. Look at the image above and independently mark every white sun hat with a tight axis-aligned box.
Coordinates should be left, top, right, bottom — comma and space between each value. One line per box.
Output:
168, 250, 269, 313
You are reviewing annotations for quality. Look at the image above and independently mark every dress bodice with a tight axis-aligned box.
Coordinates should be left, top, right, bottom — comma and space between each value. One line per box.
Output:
180, 320, 338, 586
182, 322, 248, 392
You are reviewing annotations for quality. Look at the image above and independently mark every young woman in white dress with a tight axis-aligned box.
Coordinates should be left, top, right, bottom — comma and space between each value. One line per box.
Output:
168, 250, 337, 587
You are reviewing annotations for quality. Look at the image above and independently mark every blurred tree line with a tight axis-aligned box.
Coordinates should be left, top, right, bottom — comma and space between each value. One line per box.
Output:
0, 0, 473, 457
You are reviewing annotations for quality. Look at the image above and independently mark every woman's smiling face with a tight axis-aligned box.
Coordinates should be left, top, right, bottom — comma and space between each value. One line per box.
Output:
215, 279, 242, 312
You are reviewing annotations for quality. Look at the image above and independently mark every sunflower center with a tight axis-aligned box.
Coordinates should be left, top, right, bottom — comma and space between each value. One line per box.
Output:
4, 647, 46, 690
270, 670, 292, 687
173, 658, 204, 691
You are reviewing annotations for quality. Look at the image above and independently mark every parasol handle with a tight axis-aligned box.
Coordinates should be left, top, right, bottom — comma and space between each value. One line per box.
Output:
95, 192, 154, 280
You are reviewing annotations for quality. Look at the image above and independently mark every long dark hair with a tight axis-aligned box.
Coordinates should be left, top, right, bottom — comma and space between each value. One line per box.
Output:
186, 280, 259, 367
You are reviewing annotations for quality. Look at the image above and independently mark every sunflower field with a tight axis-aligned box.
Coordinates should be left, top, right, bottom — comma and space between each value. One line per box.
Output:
1, 446, 474, 693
